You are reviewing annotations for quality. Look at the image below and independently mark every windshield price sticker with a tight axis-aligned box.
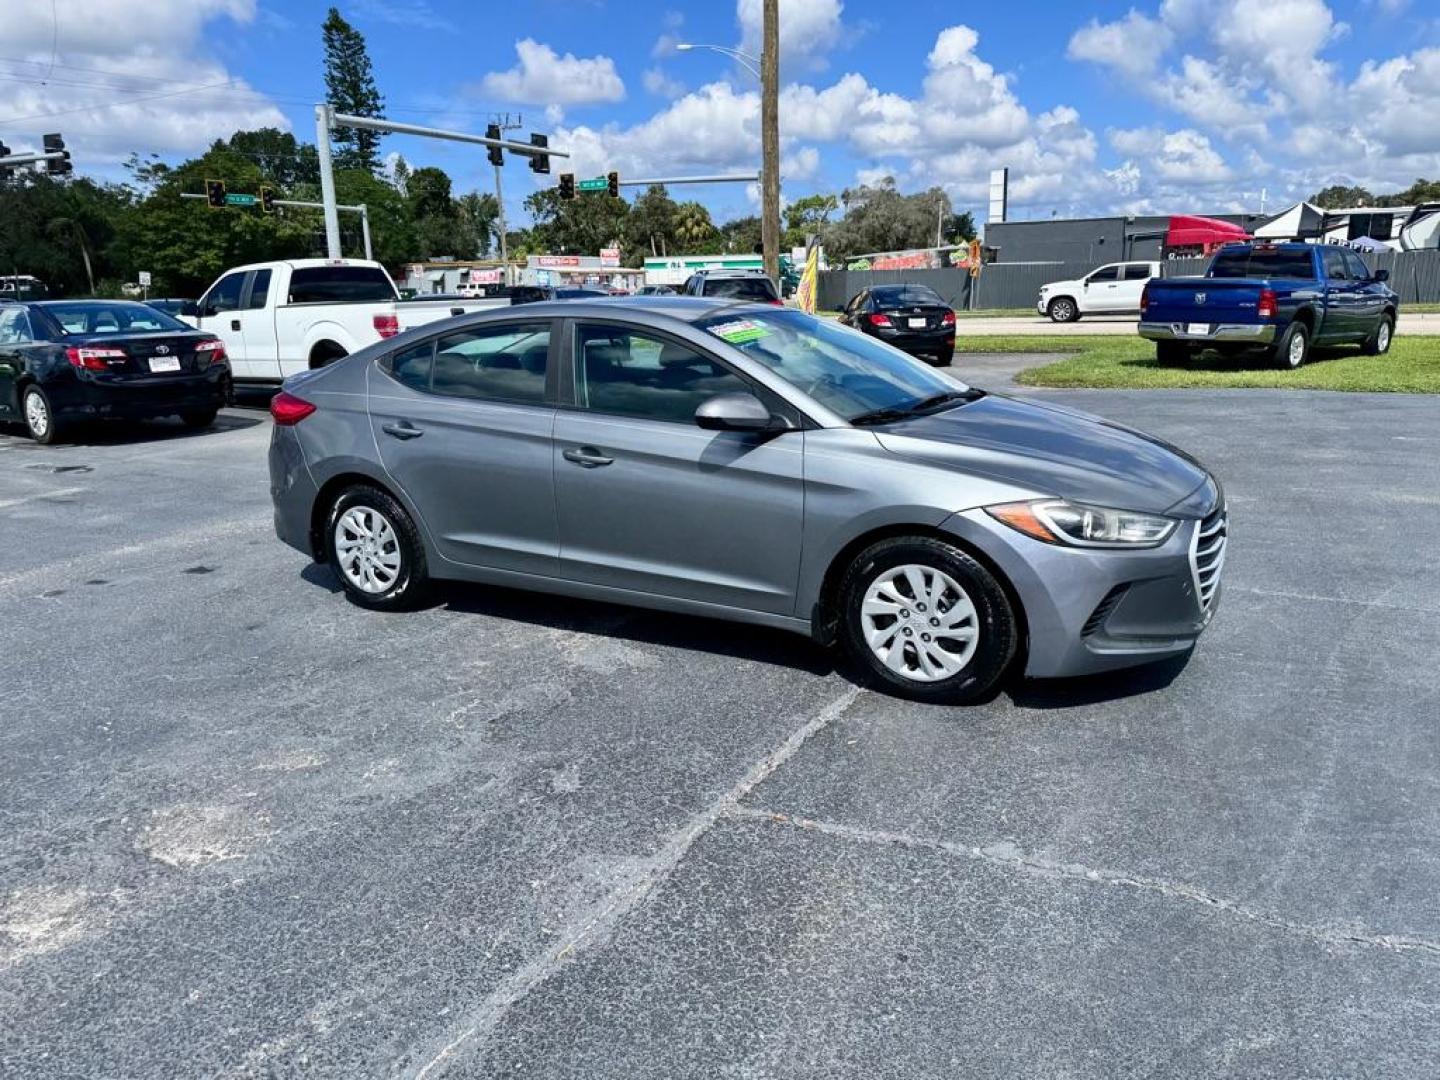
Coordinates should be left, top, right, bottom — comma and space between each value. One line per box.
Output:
707, 319, 768, 345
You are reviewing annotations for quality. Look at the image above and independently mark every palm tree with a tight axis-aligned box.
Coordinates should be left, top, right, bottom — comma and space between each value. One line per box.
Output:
673, 201, 715, 251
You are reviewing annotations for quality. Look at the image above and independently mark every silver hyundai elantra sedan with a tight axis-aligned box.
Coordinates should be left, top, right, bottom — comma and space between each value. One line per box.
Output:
269, 297, 1226, 704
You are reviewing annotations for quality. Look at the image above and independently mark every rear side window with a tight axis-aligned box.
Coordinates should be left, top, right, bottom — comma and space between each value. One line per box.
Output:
0, 307, 34, 343
1321, 248, 1352, 280
702, 276, 778, 301
1209, 249, 1316, 279
288, 267, 397, 304
383, 339, 434, 392
431, 322, 550, 404
1123, 264, 1152, 281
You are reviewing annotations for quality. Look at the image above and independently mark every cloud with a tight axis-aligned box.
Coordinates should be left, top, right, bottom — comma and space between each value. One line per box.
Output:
0, 0, 287, 166
737, 0, 846, 71
479, 39, 625, 107
652, 10, 686, 59
347, 0, 454, 33
643, 68, 686, 98
1110, 126, 1233, 182
1067, 10, 1174, 78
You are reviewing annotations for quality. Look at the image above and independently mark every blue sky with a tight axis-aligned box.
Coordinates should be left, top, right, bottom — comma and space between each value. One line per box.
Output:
4, 0, 1439, 229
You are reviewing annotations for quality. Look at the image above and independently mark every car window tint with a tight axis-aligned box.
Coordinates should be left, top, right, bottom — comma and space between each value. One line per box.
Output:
1209, 249, 1316, 279
1088, 266, 1119, 282
1321, 248, 1352, 280
575, 324, 749, 424
248, 268, 272, 310
289, 267, 396, 304
385, 339, 434, 392
1343, 250, 1372, 280
871, 285, 946, 306
0, 307, 33, 344
1123, 264, 1152, 281
430, 322, 549, 404
203, 273, 245, 316
702, 277, 778, 301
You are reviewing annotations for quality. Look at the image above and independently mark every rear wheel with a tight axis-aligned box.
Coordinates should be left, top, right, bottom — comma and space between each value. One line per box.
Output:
1361, 315, 1394, 356
837, 537, 1017, 704
1155, 340, 1191, 365
22, 386, 63, 445
1273, 322, 1309, 370
932, 345, 955, 367
181, 407, 219, 430
324, 485, 429, 610
1047, 297, 1079, 323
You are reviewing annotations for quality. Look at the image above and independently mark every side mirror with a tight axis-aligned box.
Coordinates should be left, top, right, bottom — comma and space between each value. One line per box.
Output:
694, 392, 786, 433
180, 301, 199, 317
1374, 268, 1390, 282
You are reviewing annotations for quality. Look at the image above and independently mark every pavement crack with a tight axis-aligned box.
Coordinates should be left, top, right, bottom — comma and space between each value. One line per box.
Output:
728, 807, 1440, 960
403, 685, 863, 1079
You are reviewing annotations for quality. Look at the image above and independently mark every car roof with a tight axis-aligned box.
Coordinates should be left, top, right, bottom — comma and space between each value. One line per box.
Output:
693, 268, 768, 278
465, 295, 783, 324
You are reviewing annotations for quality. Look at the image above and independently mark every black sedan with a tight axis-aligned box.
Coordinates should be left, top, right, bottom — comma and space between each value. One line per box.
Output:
0, 300, 230, 444
837, 284, 957, 365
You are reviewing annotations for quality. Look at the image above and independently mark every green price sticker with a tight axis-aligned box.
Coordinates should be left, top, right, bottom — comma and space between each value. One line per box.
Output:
707, 319, 768, 345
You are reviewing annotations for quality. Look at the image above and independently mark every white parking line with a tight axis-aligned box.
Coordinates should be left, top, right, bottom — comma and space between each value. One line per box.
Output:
0, 487, 87, 511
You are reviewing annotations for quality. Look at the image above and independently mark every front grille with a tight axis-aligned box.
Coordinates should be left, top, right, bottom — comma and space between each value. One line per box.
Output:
1189, 506, 1228, 613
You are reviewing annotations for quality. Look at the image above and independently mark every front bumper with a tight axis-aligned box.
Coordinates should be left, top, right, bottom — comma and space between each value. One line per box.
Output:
1139, 321, 1275, 344
943, 501, 1227, 679
55, 367, 230, 420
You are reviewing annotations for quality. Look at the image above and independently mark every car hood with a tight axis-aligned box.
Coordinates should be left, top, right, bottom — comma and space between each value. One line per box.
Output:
872, 393, 1213, 516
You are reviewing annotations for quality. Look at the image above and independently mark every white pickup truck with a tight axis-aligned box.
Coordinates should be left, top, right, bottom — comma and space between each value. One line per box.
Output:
1036, 261, 1160, 322
186, 259, 506, 383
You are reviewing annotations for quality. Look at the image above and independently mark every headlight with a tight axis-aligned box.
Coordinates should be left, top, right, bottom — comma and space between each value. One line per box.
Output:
985, 499, 1177, 548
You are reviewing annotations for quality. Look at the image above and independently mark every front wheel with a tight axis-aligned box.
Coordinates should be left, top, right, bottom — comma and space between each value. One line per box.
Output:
1361, 315, 1394, 356
22, 386, 63, 444
324, 485, 430, 610
1047, 297, 1079, 323
837, 537, 1018, 704
1273, 322, 1309, 370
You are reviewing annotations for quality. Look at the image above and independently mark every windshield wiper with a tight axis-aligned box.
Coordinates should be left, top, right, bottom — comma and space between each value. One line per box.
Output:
849, 388, 985, 427
848, 406, 914, 426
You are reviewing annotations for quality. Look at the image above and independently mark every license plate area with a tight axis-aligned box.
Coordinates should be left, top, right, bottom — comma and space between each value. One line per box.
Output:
148, 355, 182, 373
1185, 323, 1210, 337
908, 317, 927, 328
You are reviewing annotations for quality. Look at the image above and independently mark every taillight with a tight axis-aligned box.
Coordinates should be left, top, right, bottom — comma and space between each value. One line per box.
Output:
270, 391, 316, 426
66, 345, 126, 371
769, 298, 784, 306
867, 312, 893, 327
1140, 285, 1150, 313
195, 338, 227, 366
941, 310, 956, 327
1257, 288, 1278, 318
373, 313, 400, 339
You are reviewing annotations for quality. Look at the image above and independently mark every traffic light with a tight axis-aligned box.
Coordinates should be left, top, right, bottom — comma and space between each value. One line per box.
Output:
205, 178, 227, 208
259, 185, 275, 214
558, 173, 575, 201
43, 133, 72, 176
528, 132, 550, 175
606, 171, 619, 198
485, 123, 504, 167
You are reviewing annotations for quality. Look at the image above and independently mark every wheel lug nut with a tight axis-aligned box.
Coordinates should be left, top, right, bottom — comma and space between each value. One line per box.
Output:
922, 633, 932, 642
903, 627, 913, 636
900, 609, 909, 618
917, 603, 927, 612
930, 617, 939, 627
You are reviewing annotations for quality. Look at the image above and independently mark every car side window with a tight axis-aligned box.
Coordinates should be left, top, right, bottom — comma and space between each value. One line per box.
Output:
0, 307, 34, 344
1088, 266, 1119, 282
382, 339, 435, 392
574, 323, 751, 424
201, 272, 245, 316
430, 322, 550, 405
247, 268, 272, 310
1321, 248, 1352, 281
1123, 264, 1152, 281
1343, 251, 1372, 281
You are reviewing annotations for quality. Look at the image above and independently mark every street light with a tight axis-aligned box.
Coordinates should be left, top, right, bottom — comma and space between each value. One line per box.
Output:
674, 42, 762, 81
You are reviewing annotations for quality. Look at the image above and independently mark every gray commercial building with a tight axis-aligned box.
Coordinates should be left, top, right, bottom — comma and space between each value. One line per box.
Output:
984, 213, 1267, 264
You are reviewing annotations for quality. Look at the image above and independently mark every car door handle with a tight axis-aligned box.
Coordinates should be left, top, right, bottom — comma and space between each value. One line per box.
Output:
230, 319, 241, 331
563, 446, 613, 468
382, 422, 423, 440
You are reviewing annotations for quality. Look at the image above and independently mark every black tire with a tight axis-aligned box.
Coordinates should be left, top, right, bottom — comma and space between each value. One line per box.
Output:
836, 536, 1018, 705
21, 385, 64, 445
310, 343, 348, 370
932, 345, 955, 367
1272, 321, 1309, 370
1361, 314, 1394, 356
1155, 340, 1191, 366
1046, 297, 1079, 323
181, 407, 219, 430
323, 484, 430, 611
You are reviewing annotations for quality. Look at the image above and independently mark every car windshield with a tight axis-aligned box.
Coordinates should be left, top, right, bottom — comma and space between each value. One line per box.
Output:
703, 276, 778, 301
697, 308, 969, 422
44, 302, 188, 335
1208, 249, 1315, 279
870, 285, 946, 307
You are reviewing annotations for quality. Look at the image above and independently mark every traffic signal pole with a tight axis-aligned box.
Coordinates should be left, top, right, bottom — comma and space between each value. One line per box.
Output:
180, 192, 372, 260
315, 104, 343, 260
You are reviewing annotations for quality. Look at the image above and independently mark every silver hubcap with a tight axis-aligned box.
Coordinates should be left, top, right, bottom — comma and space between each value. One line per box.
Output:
1053, 301, 1071, 321
24, 392, 49, 437
860, 563, 980, 683
334, 506, 402, 594
1288, 332, 1305, 367
1378, 322, 1391, 352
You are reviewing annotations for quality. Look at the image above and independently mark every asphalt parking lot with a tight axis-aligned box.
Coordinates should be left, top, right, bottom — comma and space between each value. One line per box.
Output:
3, 368, 1439, 1078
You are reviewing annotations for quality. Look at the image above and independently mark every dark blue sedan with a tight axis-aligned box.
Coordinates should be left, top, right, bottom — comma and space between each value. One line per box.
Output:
0, 300, 230, 443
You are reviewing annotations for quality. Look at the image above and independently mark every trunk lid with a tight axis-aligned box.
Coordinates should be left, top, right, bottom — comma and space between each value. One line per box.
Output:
66, 331, 213, 376
874, 302, 951, 330
1144, 277, 1268, 327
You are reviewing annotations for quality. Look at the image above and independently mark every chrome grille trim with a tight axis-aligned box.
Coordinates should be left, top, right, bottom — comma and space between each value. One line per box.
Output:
1189, 506, 1228, 613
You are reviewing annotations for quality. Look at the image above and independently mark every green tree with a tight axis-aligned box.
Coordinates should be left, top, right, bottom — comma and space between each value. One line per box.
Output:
390, 155, 411, 196
1390, 179, 1440, 205
673, 201, 715, 250
718, 214, 762, 254
456, 191, 500, 258
625, 184, 679, 262
404, 166, 458, 259
0, 172, 134, 296
322, 7, 384, 173
783, 193, 837, 249
288, 167, 414, 266
1309, 184, 1374, 209
524, 186, 629, 256
946, 210, 977, 243
227, 128, 319, 189
822, 177, 954, 260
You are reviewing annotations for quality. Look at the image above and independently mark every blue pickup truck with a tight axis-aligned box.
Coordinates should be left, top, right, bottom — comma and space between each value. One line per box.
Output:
1139, 242, 1398, 369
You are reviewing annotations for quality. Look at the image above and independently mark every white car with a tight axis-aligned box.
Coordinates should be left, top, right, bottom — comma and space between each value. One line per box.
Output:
1036, 261, 1159, 322
186, 259, 505, 384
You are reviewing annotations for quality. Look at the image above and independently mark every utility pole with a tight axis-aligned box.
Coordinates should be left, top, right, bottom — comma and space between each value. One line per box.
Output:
315, 104, 342, 259
491, 113, 522, 283
760, 0, 781, 284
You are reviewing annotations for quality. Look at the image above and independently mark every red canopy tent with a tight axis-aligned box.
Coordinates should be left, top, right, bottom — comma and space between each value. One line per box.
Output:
1164, 215, 1250, 253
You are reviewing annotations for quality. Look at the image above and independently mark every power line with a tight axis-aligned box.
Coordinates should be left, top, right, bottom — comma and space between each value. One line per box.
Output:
0, 80, 235, 126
